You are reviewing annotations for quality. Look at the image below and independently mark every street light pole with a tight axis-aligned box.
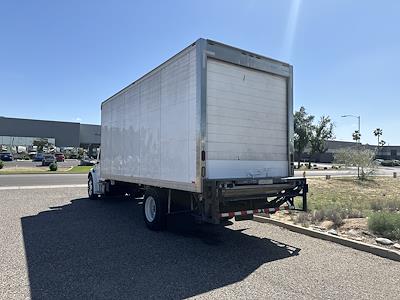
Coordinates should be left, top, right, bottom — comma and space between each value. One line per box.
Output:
341, 114, 361, 177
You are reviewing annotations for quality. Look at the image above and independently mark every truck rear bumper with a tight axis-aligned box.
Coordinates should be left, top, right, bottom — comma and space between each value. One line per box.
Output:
202, 177, 308, 224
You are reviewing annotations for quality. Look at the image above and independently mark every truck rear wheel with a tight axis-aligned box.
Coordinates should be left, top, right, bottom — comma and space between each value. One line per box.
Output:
143, 189, 167, 230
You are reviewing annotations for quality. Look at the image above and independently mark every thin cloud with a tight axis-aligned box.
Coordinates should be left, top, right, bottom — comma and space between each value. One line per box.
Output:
283, 0, 302, 60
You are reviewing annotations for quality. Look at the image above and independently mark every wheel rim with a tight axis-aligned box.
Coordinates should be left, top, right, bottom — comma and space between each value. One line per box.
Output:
88, 178, 93, 197
144, 196, 156, 222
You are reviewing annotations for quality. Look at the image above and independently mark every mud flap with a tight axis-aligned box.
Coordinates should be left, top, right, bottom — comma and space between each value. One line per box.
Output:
235, 214, 254, 221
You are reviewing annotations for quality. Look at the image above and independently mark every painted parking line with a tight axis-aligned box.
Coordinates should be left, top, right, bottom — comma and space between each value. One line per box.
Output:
0, 184, 87, 191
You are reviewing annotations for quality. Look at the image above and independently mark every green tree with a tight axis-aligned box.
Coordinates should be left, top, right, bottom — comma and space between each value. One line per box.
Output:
308, 116, 334, 168
294, 107, 314, 168
33, 138, 48, 152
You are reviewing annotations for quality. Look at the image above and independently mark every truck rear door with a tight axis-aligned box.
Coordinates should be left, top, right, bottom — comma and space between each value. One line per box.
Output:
206, 58, 288, 179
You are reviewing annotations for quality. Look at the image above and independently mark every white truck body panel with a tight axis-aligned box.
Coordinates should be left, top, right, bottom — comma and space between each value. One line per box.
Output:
101, 46, 198, 191
206, 58, 288, 179
100, 39, 293, 193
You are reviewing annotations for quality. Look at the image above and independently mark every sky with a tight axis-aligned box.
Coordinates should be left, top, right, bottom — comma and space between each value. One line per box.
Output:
0, 0, 399, 145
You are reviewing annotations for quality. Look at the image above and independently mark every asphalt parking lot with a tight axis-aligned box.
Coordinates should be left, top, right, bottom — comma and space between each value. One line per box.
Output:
0, 188, 399, 300
0, 174, 86, 187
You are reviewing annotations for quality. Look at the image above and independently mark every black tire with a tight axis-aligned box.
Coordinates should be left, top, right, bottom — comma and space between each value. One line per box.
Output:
88, 175, 97, 200
143, 188, 167, 230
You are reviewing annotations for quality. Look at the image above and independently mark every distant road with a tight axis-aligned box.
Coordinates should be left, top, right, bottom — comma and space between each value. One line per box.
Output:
295, 166, 399, 177
0, 166, 397, 188
2, 159, 79, 169
0, 173, 87, 187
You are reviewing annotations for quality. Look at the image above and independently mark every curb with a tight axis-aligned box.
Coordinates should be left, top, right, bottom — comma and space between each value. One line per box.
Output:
253, 215, 400, 262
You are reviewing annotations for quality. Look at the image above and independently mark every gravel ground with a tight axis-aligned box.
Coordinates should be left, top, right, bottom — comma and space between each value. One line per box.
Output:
0, 188, 399, 300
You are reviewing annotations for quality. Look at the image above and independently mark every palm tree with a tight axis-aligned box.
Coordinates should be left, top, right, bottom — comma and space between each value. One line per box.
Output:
373, 128, 383, 147
352, 130, 361, 143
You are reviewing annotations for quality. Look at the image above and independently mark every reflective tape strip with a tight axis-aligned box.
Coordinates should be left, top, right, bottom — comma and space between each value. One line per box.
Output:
220, 206, 294, 218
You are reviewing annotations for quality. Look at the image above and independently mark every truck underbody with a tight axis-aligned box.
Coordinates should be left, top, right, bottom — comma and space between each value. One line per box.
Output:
88, 169, 307, 230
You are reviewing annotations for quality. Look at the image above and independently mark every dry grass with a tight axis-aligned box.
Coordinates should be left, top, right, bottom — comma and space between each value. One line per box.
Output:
298, 176, 400, 212
292, 176, 400, 233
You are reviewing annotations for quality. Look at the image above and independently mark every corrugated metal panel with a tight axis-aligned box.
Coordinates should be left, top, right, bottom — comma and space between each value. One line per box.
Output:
0, 117, 80, 147
101, 46, 197, 186
79, 124, 101, 145
206, 58, 288, 178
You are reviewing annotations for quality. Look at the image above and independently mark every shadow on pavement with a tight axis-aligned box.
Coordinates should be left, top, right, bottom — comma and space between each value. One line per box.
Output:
21, 197, 300, 299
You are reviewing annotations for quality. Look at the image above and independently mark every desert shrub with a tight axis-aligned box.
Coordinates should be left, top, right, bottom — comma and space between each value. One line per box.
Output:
334, 147, 376, 180
49, 162, 58, 171
0, 160, 3, 169
368, 212, 400, 240
309, 208, 363, 225
325, 209, 344, 227
295, 212, 310, 227
311, 209, 326, 223
345, 209, 364, 218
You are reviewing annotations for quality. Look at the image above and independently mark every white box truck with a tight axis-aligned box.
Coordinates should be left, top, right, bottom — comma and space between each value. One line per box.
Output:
88, 39, 308, 230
